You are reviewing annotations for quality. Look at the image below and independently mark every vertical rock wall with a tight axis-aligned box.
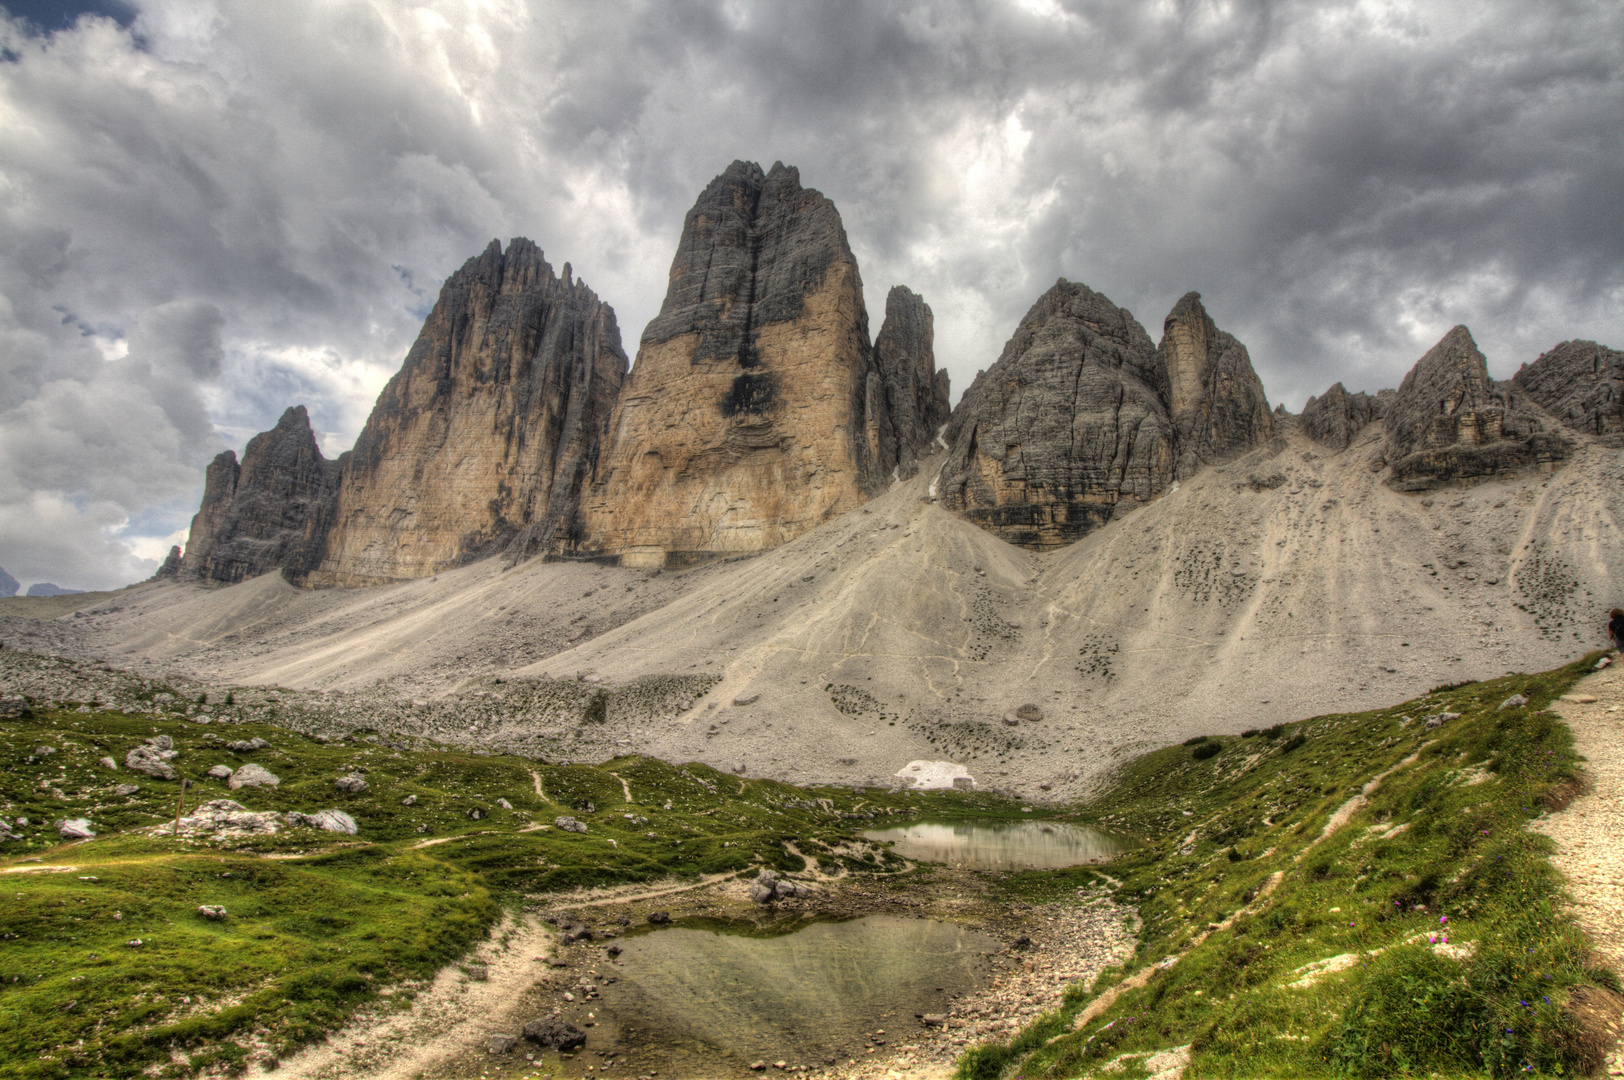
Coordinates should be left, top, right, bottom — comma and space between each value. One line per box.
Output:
178, 406, 339, 585
306, 239, 627, 586
1512, 339, 1624, 445
569, 161, 928, 568
1301, 382, 1386, 451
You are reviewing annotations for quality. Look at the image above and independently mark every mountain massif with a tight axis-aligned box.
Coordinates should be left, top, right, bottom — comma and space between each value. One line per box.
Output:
166, 159, 1617, 601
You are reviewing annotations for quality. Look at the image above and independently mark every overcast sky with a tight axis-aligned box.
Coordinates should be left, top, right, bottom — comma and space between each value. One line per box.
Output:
1, 0, 1619, 592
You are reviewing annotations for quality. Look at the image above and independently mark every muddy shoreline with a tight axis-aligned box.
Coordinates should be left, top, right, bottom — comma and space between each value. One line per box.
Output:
275, 867, 1134, 1080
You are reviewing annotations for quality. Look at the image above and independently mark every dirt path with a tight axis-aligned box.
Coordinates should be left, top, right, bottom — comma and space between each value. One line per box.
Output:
271, 911, 556, 1080
1534, 664, 1624, 1077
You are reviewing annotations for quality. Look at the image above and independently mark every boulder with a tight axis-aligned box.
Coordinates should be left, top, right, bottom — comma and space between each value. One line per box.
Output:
285, 809, 358, 834
554, 816, 587, 834
401, 794, 417, 806
1423, 712, 1461, 730
487, 1035, 518, 1055
227, 738, 270, 752
205, 765, 233, 780
0, 697, 31, 720
125, 746, 177, 781
175, 800, 281, 836
521, 1016, 586, 1052
334, 773, 368, 795
647, 911, 672, 925
1497, 694, 1528, 711
197, 905, 227, 920
113, 784, 140, 797
56, 818, 95, 840
228, 763, 280, 790
496, 798, 513, 810
98, 756, 117, 771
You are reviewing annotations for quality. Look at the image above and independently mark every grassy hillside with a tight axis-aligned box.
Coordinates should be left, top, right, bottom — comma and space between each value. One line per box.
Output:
0, 699, 1018, 1079
960, 655, 1617, 1079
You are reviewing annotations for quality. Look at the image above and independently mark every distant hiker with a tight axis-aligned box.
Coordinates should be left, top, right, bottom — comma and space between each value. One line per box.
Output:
1611, 608, 1624, 654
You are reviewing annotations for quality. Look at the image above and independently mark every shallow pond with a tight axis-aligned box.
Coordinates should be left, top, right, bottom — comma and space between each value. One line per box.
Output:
862, 817, 1128, 869
574, 914, 1002, 1076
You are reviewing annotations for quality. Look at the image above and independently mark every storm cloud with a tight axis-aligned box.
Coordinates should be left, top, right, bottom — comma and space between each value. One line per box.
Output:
1, 0, 1619, 589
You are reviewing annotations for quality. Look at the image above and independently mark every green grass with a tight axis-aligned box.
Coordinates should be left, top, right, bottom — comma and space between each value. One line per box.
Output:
0, 704, 1022, 1078
957, 654, 1615, 1080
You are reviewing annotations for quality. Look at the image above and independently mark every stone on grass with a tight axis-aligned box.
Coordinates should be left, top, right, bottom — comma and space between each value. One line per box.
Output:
1422, 712, 1460, 730
487, 1035, 517, 1055
198, 905, 227, 920
113, 783, 140, 797
554, 816, 587, 833
521, 1016, 586, 1051
334, 773, 368, 794
1497, 694, 1528, 711
228, 763, 280, 790
148, 735, 173, 751
226, 738, 269, 752
206, 765, 234, 781
98, 756, 117, 771
125, 746, 177, 780
57, 818, 95, 840
497, 798, 513, 810
401, 794, 417, 806
647, 911, 671, 925
286, 809, 358, 834
1597, 656, 1613, 670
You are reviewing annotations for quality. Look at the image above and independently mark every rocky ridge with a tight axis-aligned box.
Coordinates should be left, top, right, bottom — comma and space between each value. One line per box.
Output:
1513, 338, 1624, 446
1300, 382, 1387, 451
935, 284, 1273, 549
178, 406, 339, 585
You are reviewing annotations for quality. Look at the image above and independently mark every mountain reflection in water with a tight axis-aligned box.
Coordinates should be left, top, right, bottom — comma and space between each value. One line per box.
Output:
863, 818, 1127, 869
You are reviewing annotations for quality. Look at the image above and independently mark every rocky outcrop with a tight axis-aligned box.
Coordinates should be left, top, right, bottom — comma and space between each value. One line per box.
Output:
308, 239, 627, 586
1382, 326, 1568, 489
935, 283, 1272, 549
1512, 339, 1624, 445
872, 286, 951, 479
1301, 382, 1386, 450
570, 161, 924, 567
152, 546, 183, 581
1158, 292, 1275, 475
179, 406, 340, 585
0, 566, 17, 597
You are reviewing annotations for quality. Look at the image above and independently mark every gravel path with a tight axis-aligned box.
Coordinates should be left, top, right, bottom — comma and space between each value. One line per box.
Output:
1534, 663, 1624, 1077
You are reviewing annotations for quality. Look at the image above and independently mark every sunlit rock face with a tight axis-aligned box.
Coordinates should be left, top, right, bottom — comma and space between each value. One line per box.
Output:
179, 406, 339, 585
1381, 325, 1568, 490
935, 285, 1272, 550
307, 239, 627, 586
569, 161, 935, 568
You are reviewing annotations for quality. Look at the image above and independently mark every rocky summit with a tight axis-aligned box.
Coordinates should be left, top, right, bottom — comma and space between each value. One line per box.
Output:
178, 405, 339, 585
1300, 382, 1388, 450
1513, 338, 1624, 445
1381, 324, 1568, 489
570, 161, 943, 568
934, 283, 1273, 549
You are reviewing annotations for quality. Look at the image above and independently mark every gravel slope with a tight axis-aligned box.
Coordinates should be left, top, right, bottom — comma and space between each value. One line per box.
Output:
6, 432, 1623, 800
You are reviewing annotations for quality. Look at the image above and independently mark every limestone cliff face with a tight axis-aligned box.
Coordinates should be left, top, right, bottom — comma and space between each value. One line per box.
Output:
936, 283, 1272, 549
179, 406, 339, 584
307, 239, 627, 586
1301, 382, 1386, 450
873, 286, 951, 479
1382, 325, 1568, 489
1512, 339, 1624, 445
570, 161, 924, 567
1157, 292, 1275, 476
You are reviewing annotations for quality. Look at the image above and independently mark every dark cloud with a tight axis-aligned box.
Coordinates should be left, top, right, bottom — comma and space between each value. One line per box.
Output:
0, 0, 1618, 589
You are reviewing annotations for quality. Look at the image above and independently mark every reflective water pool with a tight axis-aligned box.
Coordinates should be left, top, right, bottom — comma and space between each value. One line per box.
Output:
579, 914, 1002, 1076
862, 817, 1128, 869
